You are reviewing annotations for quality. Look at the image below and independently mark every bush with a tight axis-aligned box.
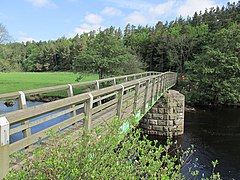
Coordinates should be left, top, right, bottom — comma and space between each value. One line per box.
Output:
6, 117, 220, 179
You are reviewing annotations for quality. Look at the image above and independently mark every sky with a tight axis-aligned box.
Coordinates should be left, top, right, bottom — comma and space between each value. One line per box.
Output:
0, 0, 237, 42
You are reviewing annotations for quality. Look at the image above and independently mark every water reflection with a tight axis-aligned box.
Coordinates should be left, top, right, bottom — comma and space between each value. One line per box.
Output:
182, 108, 240, 179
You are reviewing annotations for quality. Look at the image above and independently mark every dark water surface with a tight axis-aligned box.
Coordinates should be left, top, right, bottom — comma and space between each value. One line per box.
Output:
182, 107, 240, 179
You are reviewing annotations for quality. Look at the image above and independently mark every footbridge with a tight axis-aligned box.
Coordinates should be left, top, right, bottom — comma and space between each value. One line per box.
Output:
0, 71, 182, 178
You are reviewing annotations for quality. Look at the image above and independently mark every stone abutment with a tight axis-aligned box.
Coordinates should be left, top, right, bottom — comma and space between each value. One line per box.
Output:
139, 90, 185, 136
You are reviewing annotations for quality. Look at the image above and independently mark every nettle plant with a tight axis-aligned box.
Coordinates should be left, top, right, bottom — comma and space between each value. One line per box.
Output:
7, 117, 220, 179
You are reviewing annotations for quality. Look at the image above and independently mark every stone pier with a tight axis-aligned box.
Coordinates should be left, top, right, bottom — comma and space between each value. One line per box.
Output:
139, 90, 185, 136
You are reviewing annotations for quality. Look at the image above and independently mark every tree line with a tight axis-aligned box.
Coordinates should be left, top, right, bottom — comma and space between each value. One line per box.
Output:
0, 1, 239, 105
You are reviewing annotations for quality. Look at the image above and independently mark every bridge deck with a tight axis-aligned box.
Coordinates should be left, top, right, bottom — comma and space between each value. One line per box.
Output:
0, 71, 177, 178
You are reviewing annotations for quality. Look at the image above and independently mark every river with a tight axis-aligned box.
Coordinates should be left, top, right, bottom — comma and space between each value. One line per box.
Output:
0, 100, 72, 143
1, 101, 240, 179
181, 107, 240, 179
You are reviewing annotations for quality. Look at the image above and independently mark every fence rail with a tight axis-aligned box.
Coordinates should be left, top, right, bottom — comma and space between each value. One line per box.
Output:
0, 72, 158, 101
0, 71, 177, 179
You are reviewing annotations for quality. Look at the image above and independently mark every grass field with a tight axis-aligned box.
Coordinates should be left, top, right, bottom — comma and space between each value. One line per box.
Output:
0, 72, 99, 94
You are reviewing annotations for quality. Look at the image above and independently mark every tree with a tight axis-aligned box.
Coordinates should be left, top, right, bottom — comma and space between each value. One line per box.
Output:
185, 23, 240, 105
74, 28, 142, 79
0, 23, 10, 44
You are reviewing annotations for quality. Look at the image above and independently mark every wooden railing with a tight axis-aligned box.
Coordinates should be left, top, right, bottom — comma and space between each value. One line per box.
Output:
0, 71, 177, 178
0, 72, 157, 103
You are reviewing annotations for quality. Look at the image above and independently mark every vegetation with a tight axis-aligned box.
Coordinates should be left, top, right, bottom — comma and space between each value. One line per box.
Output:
0, 72, 98, 94
0, 23, 10, 44
75, 28, 143, 79
6, 117, 220, 179
0, 1, 239, 105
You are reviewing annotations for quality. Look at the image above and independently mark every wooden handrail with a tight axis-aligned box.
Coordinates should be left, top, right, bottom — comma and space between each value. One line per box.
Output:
0, 71, 177, 179
0, 72, 154, 100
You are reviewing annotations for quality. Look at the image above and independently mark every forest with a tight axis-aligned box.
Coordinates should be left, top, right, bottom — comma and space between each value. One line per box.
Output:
0, 1, 239, 106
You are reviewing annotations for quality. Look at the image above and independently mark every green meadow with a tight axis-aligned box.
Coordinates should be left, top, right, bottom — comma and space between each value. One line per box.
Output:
0, 72, 98, 94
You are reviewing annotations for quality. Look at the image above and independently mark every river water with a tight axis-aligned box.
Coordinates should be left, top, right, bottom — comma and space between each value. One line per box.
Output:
0, 100, 72, 143
181, 107, 240, 179
1, 101, 240, 179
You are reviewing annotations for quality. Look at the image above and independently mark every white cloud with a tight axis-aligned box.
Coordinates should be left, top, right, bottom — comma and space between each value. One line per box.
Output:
149, 1, 176, 16
18, 32, 37, 42
177, 0, 217, 17
124, 11, 148, 25
69, 13, 104, 37
72, 23, 102, 35
84, 13, 103, 24
27, 0, 57, 8
101, 7, 122, 16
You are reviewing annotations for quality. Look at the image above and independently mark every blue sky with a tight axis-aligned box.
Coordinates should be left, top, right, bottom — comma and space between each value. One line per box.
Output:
0, 0, 237, 42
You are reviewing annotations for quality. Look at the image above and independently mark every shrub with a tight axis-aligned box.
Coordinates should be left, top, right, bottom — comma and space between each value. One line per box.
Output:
6, 117, 220, 179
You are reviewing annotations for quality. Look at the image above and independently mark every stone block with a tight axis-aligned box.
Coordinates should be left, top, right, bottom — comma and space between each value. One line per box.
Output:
151, 107, 158, 113
157, 120, 167, 126
157, 103, 164, 108
152, 125, 163, 131
167, 120, 173, 126
168, 114, 176, 120
176, 124, 184, 131
139, 90, 185, 137
164, 108, 170, 113
163, 114, 168, 120
177, 102, 183, 107
177, 108, 183, 113
149, 119, 158, 125
163, 126, 168, 132
173, 119, 183, 125
169, 101, 178, 107
152, 114, 163, 119
158, 108, 165, 114
168, 126, 174, 132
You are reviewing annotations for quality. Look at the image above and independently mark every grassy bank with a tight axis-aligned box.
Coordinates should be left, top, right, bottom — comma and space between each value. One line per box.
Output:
0, 72, 98, 94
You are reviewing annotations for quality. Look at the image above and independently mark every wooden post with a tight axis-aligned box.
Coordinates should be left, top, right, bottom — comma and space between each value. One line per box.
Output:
162, 75, 165, 92
84, 93, 93, 132
0, 117, 10, 179
95, 80, 101, 106
156, 76, 160, 97
113, 78, 116, 85
95, 80, 100, 90
143, 79, 150, 114
18, 91, 31, 138
150, 77, 156, 105
67, 84, 76, 117
117, 85, 124, 120
125, 76, 128, 82
133, 80, 140, 113
133, 74, 136, 80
